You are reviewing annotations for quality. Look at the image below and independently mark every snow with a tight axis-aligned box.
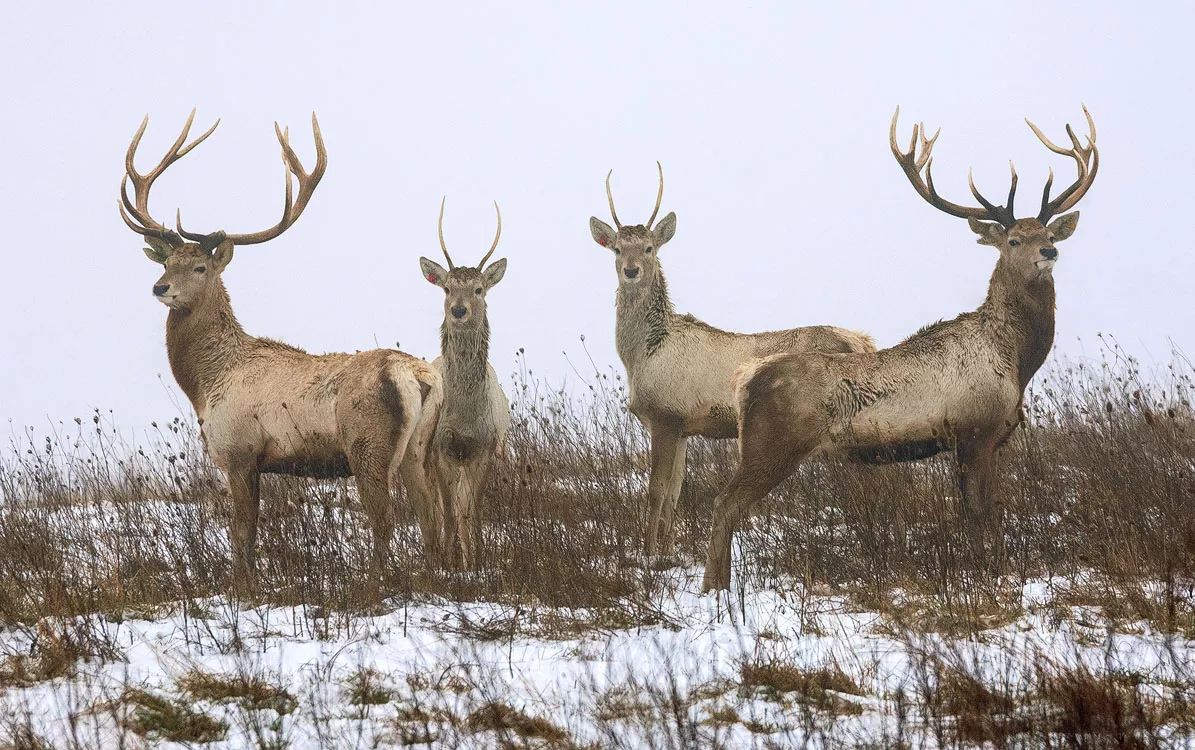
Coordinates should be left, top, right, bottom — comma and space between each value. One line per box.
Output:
4, 563, 1194, 748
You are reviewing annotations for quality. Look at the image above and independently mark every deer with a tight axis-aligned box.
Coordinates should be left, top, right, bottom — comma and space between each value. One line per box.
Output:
701, 107, 1099, 591
418, 198, 512, 569
119, 110, 445, 592
588, 164, 877, 559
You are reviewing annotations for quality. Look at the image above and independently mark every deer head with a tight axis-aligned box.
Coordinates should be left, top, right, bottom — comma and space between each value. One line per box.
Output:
120, 110, 327, 312
588, 162, 677, 287
890, 107, 1097, 284
420, 198, 507, 327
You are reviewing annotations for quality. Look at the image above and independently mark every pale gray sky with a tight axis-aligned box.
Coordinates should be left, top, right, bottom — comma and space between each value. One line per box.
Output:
1, 2, 1191, 430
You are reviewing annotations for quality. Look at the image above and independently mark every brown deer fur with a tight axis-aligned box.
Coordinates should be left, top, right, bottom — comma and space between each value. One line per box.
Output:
701, 109, 1099, 590
121, 112, 444, 590
419, 200, 511, 568
590, 165, 875, 557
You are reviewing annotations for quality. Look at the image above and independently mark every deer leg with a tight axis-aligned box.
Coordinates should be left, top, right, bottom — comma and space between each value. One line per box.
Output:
657, 435, 689, 557
436, 455, 469, 570
399, 448, 444, 568
702, 412, 815, 592
354, 471, 395, 588
226, 459, 261, 594
461, 452, 495, 570
644, 423, 683, 558
956, 439, 1004, 565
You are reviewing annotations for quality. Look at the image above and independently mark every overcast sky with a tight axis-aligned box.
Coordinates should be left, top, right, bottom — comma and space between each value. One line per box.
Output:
1, 2, 1191, 431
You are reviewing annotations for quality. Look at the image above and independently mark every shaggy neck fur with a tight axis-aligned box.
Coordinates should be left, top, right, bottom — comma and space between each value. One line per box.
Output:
440, 318, 491, 414
165, 279, 250, 411
978, 259, 1057, 389
615, 269, 675, 369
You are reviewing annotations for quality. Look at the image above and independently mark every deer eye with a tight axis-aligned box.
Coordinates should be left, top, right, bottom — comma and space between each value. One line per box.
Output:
613, 249, 621, 256
1008, 239, 1020, 248
645, 247, 653, 254
474, 288, 483, 295
194, 266, 206, 274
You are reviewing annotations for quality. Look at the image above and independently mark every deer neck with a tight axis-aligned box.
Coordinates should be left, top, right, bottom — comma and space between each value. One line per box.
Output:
165, 280, 250, 412
440, 317, 491, 408
615, 269, 674, 369
979, 262, 1057, 389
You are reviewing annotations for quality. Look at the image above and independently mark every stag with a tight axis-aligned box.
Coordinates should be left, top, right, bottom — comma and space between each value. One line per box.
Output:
702, 107, 1099, 590
120, 111, 444, 591
419, 199, 511, 568
589, 165, 875, 557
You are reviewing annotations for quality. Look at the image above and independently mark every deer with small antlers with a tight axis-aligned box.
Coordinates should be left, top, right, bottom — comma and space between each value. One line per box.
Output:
120, 111, 445, 590
589, 165, 876, 558
702, 107, 1099, 590
419, 199, 511, 568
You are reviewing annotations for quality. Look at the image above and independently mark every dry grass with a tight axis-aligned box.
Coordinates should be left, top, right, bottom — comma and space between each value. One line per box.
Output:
0, 341, 1193, 746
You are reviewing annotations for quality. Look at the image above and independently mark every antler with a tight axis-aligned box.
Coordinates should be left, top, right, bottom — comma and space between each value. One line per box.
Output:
119, 109, 220, 246
605, 162, 666, 230
605, 170, 622, 229
438, 198, 503, 269
478, 202, 502, 268
1027, 106, 1098, 222
437, 196, 456, 269
176, 113, 327, 246
890, 108, 1017, 228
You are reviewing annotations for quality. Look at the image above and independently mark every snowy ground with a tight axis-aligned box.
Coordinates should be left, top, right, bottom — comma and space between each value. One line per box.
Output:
4, 563, 1194, 748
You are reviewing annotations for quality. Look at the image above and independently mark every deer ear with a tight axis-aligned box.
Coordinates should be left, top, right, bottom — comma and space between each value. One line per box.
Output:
143, 246, 169, 264
420, 257, 448, 286
143, 236, 173, 264
653, 212, 677, 246
967, 217, 1004, 247
1047, 212, 1080, 242
590, 217, 617, 249
482, 257, 507, 288
210, 238, 235, 271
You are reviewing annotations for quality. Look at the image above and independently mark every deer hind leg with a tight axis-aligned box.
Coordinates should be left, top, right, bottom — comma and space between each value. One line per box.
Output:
225, 458, 261, 595
345, 419, 408, 588
398, 445, 444, 569
657, 435, 689, 557
644, 422, 684, 558
702, 407, 819, 592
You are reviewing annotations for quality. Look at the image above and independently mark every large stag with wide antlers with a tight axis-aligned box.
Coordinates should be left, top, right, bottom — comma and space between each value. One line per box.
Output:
702, 107, 1099, 590
120, 111, 444, 592
419, 199, 511, 568
589, 164, 876, 558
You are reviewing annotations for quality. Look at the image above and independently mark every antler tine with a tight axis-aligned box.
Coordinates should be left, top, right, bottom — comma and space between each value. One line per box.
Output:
1006, 161, 1019, 219
437, 196, 456, 269
645, 161, 665, 229
205, 113, 327, 246
890, 107, 1009, 225
605, 170, 622, 229
478, 201, 502, 268
121, 109, 219, 244
1031, 106, 1099, 222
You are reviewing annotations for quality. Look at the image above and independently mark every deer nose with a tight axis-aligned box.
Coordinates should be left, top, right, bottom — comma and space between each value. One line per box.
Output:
624, 266, 640, 279
450, 306, 468, 319
1040, 247, 1058, 261
153, 283, 171, 296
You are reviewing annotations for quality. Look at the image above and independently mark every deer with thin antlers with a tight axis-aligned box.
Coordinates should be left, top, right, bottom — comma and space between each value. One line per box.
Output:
702, 107, 1099, 590
419, 199, 511, 568
120, 111, 445, 590
588, 165, 876, 558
